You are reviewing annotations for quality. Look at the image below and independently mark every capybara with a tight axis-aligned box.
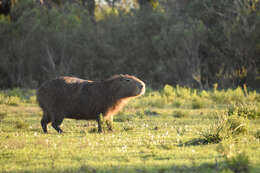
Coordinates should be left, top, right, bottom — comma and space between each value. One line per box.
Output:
36, 74, 145, 133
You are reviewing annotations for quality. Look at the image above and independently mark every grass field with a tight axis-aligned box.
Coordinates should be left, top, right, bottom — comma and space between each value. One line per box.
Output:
0, 86, 260, 173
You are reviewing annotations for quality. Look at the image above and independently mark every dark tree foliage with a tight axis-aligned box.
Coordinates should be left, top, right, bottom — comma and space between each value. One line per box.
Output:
0, 0, 259, 89
0, 0, 11, 16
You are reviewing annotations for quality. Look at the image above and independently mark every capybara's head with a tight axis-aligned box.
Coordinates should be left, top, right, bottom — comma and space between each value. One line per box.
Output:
107, 74, 145, 98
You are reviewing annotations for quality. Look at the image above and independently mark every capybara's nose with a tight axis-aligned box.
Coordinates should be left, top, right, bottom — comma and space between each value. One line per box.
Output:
138, 84, 143, 90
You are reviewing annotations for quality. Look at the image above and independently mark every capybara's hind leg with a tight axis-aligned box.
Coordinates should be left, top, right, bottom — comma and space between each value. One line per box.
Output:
41, 111, 51, 133
51, 116, 64, 133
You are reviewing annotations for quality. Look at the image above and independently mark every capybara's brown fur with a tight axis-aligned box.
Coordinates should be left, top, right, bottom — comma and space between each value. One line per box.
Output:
37, 74, 145, 133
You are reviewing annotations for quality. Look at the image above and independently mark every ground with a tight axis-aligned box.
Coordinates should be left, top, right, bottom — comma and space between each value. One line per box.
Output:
0, 86, 260, 173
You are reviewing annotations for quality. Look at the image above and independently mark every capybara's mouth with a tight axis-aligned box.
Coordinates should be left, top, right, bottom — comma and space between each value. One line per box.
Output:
137, 83, 146, 96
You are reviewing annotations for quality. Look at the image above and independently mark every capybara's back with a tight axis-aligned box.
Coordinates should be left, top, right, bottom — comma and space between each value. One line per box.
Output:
37, 75, 145, 133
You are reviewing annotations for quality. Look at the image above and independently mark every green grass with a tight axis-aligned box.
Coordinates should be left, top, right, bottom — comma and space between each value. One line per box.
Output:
0, 86, 260, 173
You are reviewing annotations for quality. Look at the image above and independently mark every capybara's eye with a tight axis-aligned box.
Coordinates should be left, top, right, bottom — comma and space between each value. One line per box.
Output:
125, 79, 131, 82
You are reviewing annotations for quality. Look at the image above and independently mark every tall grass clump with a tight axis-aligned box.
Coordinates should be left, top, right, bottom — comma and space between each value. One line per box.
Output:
162, 84, 176, 101
172, 110, 188, 118
211, 87, 244, 104
217, 143, 250, 173
200, 112, 248, 144
228, 103, 260, 119
0, 112, 7, 121
114, 112, 134, 122
210, 84, 260, 105
0, 94, 5, 104
5, 96, 22, 106
254, 130, 260, 140
14, 120, 29, 129
0, 94, 22, 106
191, 96, 208, 109
0, 88, 36, 105
225, 152, 250, 173
139, 91, 168, 108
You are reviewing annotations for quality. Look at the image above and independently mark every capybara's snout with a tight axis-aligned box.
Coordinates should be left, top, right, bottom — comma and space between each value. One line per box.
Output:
137, 81, 145, 95
138, 83, 143, 90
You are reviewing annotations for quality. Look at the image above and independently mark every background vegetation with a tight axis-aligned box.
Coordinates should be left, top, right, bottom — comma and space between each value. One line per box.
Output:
0, 0, 259, 89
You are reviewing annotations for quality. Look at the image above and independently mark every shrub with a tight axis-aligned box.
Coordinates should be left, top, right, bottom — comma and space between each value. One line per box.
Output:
191, 97, 207, 109
211, 87, 246, 104
172, 99, 182, 108
29, 95, 37, 104
5, 96, 22, 106
254, 130, 260, 139
0, 111, 7, 121
5, 88, 24, 98
142, 92, 168, 108
172, 110, 188, 118
0, 94, 5, 104
114, 113, 133, 122
162, 84, 176, 102
225, 152, 250, 173
175, 85, 192, 99
14, 120, 29, 129
0, 94, 22, 106
217, 142, 250, 173
227, 116, 248, 135
144, 109, 160, 116
200, 113, 248, 143
228, 103, 260, 119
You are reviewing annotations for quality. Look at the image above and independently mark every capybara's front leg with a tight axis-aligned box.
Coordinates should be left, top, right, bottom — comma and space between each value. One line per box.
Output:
97, 115, 103, 133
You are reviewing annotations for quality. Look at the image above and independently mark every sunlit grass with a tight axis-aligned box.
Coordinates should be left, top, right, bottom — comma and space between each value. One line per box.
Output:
0, 86, 260, 173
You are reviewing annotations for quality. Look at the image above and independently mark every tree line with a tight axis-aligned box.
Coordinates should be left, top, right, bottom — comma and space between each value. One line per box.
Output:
0, 0, 259, 89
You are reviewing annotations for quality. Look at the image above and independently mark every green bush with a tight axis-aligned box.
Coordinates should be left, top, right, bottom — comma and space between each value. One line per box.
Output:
228, 103, 260, 119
